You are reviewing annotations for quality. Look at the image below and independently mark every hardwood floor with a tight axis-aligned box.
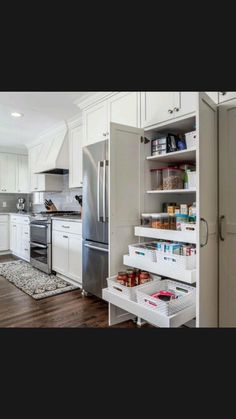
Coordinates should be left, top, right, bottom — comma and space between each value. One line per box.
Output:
0, 255, 143, 328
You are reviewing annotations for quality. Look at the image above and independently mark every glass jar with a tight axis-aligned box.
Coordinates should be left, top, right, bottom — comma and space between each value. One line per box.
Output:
162, 167, 184, 190
150, 169, 163, 190
169, 215, 176, 230
162, 214, 170, 229
151, 214, 162, 229
140, 271, 150, 284
141, 214, 152, 227
117, 272, 128, 285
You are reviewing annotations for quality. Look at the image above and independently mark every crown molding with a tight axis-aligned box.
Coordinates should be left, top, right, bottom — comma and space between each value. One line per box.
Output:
67, 113, 82, 129
74, 92, 117, 110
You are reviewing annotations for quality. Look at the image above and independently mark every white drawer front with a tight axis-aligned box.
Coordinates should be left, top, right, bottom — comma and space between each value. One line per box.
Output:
10, 215, 30, 224
52, 220, 82, 235
22, 225, 30, 239
0, 215, 8, 223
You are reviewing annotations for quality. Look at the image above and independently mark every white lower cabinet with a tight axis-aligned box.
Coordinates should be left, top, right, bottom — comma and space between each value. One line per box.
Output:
0, 215, 9, 251
52, 221, 82, 286
10, 215, 30, 261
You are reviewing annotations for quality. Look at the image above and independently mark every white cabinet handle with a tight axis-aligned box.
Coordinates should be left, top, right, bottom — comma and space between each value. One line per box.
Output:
168, 109, 173, 114
103, 133, 107, 137
62, 225, 70, 229
63, 235, 68, 239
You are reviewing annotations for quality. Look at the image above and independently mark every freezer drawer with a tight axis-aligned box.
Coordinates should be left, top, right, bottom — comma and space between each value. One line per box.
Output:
82, 240, 109, 299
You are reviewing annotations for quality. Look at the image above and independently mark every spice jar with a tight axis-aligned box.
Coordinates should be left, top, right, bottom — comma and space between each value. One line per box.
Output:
140, 271, 150, 284
117, 272, 128, 285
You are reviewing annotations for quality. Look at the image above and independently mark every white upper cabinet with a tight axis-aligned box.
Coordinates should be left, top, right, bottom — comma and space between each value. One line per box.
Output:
141, 92, 196, 128
0, 154, 17, 193
84, 101, 108, 146
218, 92, 236, 103
69, 125, 83, 189
108, 92, 140, 128
17, 155, 29, 193
141, 92, 175, 127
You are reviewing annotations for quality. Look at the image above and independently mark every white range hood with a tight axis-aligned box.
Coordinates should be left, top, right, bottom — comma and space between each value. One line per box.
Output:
35, 126, 69, 175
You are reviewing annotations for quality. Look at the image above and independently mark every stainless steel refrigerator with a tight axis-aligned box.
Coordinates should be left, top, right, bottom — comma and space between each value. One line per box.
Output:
82, 140, 109, 298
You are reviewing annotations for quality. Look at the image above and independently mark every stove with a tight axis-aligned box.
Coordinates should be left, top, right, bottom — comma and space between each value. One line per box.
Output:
30, 211, 81, 274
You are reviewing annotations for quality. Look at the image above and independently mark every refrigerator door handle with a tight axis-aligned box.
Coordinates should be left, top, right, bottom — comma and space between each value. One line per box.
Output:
97, 161, 101, 222
84, 243, 109, 253
103, 160, 106, 223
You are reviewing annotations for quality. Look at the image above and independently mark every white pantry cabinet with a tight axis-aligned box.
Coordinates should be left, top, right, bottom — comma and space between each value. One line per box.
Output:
69, 124, 83, 188
17, 155, 29, 193
0, 215, 9, 251
10, 215, 30, 261
52, 220, 82, 286
82, 92, 140, 146
28, 144, 63, 192
0, 153, 29, 194
141, 92, 196, 128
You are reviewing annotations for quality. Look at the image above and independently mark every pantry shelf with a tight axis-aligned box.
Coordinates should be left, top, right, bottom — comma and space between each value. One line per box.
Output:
123, 255, 196, 284
146, 148, 196, 163
147, 188, 196, 194
135, 226, 197, 244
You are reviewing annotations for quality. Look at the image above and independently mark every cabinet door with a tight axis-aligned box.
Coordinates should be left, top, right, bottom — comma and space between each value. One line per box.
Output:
29, 144, 45, 192
141, 92, 175, 127
219, 92, 236, 103
52, 230, 69, 275
206, 92, 219, 103
197, 93, 218, 327
17, 155, 29, 193
68, 234, 82, 284
0, 222, 9, 251
0, 154, 17, 193
174, 92, 196, 118
219, 99, 236, 326
16, 224, 23, 256
84, 101, 108, 145
108, 92, 140, 128
10, 223, 17, 252
69, 126, 83, 188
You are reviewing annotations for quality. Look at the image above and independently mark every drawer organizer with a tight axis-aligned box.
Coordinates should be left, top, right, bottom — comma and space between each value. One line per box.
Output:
107, 274, 161, 302
129, 242, 157, 262
155, 251, 196, 271
136, 280, 196, 316
180, 223, 197, 233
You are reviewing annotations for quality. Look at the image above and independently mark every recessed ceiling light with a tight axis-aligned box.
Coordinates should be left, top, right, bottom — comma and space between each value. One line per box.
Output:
11, 112, 24, 118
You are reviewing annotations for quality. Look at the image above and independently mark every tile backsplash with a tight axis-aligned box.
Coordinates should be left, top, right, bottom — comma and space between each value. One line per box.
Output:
32, 175, 82, 213
0, 193, 30, 213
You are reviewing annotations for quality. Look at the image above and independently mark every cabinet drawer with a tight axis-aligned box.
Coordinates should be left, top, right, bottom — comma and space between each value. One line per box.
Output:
22, 225, 30, 239
0, 215, 8, 223
52, 220, 82, 235
10, 215, 30, 225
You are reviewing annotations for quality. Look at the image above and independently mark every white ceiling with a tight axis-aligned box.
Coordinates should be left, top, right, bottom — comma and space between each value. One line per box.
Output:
0, 92, 90, 150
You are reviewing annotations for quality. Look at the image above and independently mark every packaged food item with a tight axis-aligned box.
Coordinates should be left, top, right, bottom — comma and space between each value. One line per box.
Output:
189, 202, 197, 217
162, 167, 184, 190
166, 134, 178, 153
163, 202, 176, 213
151, 138, 167, 156
183, 170, 188, 189
180, 204, 189, 215
167, 205, 176, 215
176, 214, 189, 231
150, 169, 163, 190
175, 206, 180, 214
175, 135, 187, 151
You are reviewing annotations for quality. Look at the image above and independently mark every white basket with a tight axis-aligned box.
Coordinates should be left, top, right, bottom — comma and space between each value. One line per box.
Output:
185, 131, 197, 149
136, 280, 196, 316
154, 251, 196, 280
187, 171, 196, 189
129, 242, 157, 262
107, 274, 161, 302
181, 222, 197, 232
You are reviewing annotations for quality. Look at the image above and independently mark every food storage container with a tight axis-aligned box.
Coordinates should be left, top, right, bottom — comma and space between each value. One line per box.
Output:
169, 215, 176, 230
151, 213, 163, 229
141, 214, 152, 226
150, 169, 163, 190
151, 138, 167, 156
162, 167, 184, 190
187, 170, 196, 189
176, 214, 189, 231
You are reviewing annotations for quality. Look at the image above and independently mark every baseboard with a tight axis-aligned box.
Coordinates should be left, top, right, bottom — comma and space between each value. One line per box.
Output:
55, 273, 82, 289
0, 250, 11, 256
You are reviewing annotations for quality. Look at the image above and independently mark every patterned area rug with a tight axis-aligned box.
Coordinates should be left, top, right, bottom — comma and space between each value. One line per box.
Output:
0, 260, 80, 300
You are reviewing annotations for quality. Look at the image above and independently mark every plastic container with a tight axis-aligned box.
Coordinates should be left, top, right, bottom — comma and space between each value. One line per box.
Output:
162, 167, 184, 190
141, 214, 152, 226
187, 170, 196, 189
185, 131, 197, 149
176, 214, 189, 231
150, 169, 163, 190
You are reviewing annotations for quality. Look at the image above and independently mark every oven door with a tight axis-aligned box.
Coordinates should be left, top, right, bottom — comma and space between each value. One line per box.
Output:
30, 223, 49, 245
30, 242, 51, 274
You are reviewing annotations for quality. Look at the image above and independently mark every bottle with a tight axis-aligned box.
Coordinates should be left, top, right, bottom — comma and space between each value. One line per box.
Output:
183, 170, 188, 189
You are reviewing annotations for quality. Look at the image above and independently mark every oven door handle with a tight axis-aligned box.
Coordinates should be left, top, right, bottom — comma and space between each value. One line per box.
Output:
30, 242, 47, 249
30, 224, 48, 228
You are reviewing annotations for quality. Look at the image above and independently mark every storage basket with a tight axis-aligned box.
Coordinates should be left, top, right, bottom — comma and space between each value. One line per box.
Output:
107, 274, 161, 302
129, 242, 157, 262
155, 251, 196, 270
136, 280, 196, 316
181, 222, 197, 233
187, 171, 196, 189
185, 131, 197, 149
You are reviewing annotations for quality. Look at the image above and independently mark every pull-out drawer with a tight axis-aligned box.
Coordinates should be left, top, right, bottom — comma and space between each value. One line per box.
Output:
103, 288, 196, 328
10, 215, 30, 225
52, 220, 82, 235
22, 225, 30, 239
